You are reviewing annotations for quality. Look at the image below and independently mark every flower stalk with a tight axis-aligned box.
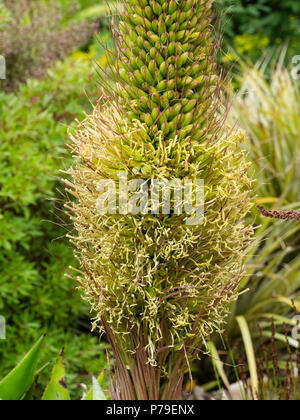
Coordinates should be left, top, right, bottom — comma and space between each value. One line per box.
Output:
64, 0, 254, 400
257, 205, 300, 221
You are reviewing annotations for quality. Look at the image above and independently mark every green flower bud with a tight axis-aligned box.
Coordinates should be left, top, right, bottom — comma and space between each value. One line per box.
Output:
148, 31, 160, 45
168, 0, 177, 14
145, 6, 153, 20
151, 107, 160, 121
159, 61, 167, 77
167, 40, 177, 56
182, 99, 197, 113
150, 1, 162, 16
158, 19, 166, 35
151, 19, 158, 33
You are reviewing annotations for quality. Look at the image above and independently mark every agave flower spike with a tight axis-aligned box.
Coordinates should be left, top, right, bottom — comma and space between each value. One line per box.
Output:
65, 0, 254, 400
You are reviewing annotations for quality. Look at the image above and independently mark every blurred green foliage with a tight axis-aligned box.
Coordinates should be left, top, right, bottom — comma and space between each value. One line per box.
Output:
216, 0, 300, 61
198, 57, 300, 389
0, 57, 107, 398
0, 0, 97, 91
227, 57, 300, 338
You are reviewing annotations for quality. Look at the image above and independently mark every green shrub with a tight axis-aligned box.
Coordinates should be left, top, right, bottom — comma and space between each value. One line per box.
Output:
0, 0, 97, 90
215, 0, 300, 60
0, 57, 107, 397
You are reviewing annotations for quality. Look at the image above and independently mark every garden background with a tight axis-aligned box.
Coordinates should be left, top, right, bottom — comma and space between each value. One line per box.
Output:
1, 0, 300, 399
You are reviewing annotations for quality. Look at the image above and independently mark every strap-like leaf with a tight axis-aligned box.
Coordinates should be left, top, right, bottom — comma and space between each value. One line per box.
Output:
207, 341, 230, 391
42, 349, 70, 401
84, 374, 107, 400
0, 335, 45, 400
236, 316, 259, 400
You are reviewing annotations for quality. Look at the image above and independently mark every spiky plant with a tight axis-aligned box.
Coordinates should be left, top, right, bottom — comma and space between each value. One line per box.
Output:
64, 0, 254, 400
224, 58, 300, 344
